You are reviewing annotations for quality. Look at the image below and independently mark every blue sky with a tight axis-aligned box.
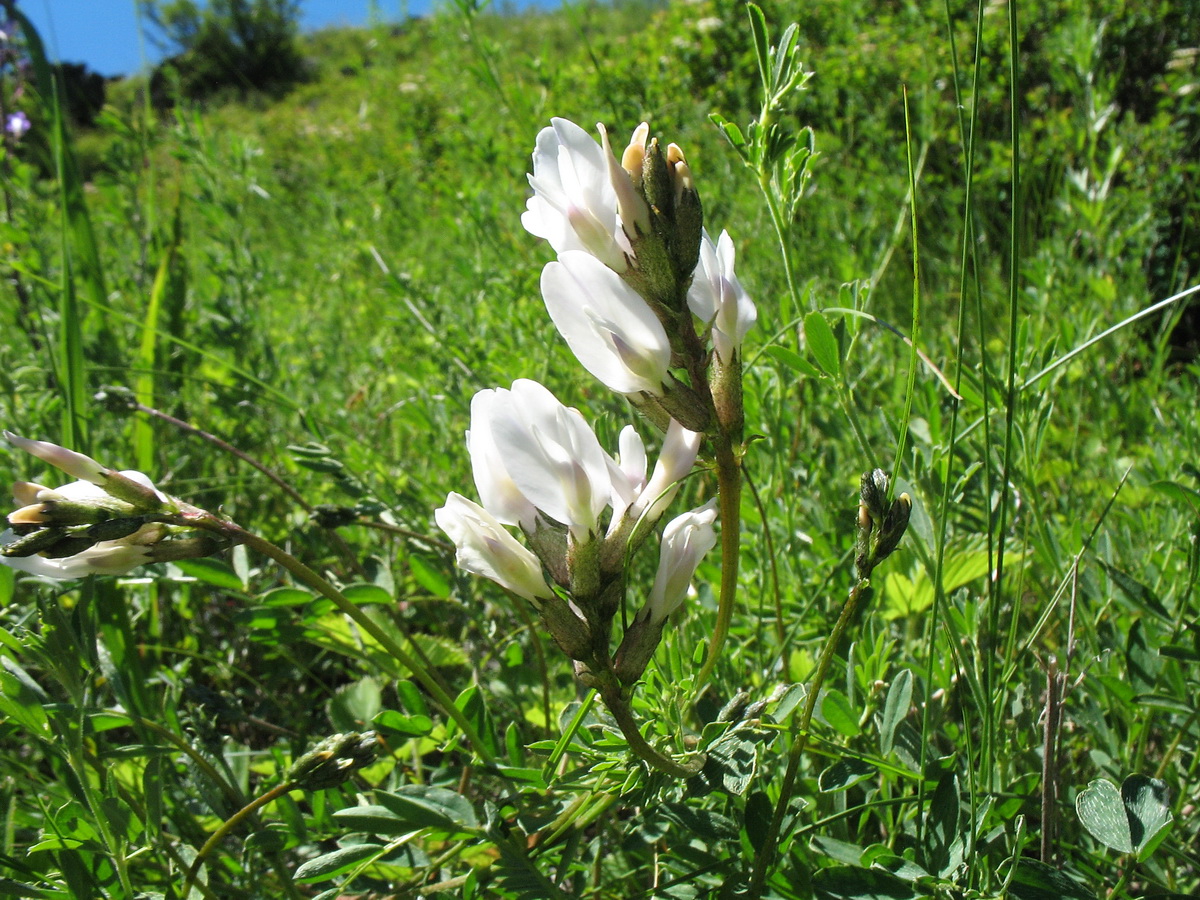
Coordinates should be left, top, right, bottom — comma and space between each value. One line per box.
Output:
19, 1, 432, 78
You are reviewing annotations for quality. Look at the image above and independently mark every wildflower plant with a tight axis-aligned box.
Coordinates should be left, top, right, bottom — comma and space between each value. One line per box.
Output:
0, 6, 934, 896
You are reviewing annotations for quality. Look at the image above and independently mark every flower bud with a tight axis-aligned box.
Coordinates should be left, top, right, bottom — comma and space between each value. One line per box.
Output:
854, 469, 912, 577
599, 123, 651, 237
435, 493, 554, 604
5, 432, 169, 512
622, 122, 649, 187
287, 732, 379, 790
640, 500, 718, 626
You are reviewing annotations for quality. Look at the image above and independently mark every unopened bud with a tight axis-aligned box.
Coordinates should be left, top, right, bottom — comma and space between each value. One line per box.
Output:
855, 470, 911, 577
622, 122, 649, 186
599, 123, 651, 237
642, 138, 675, 222
6, 432, 108, 485
286, 731, 379, 790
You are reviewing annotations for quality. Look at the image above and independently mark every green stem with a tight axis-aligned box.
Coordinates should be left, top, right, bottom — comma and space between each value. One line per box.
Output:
759, 171, 804, 316
598, 682, 704, 778
746, 576, 871, 898
180, 513, 497, 766
180, 781, 295, 899
695, 433, 742, 689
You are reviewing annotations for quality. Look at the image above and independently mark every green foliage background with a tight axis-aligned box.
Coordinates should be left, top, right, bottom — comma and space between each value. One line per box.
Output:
0, 0, 1198, 896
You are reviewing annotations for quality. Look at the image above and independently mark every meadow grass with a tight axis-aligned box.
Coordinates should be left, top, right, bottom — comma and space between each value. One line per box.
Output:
0, 0, 1198, 896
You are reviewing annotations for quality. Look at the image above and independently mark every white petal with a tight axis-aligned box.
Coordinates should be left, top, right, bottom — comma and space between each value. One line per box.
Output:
0, 528, 154, 580
645, 500, 719, 623
635, 419, 702, 524
468, 390, 539, 529
486, 380, 611, 535
435, 494, 553, 603
542, 251, 670, 395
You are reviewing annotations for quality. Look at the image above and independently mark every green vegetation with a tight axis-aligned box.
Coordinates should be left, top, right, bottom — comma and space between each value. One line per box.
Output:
1, 0, 1198, 896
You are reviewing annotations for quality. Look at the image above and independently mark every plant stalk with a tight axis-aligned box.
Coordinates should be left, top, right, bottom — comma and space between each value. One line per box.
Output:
746, 576, 871, 898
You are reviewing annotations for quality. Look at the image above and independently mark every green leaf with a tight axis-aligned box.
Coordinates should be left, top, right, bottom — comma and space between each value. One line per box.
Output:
1007, 858, 1098, 900
1149, 479, 1200, 514
804, 311, 841, 377
372, 709, 434, 739
1125, 619, 1160, 693
818, 757, 877, 792
1076, 775, 1172, 857
455, 685, 500, 758
879, 669, 912, 756
260, 588, 315, 607
409, 555, 450, 598
342, 584, 393, 606
813, 865, 922, 900
173, 558, 245, 591
744, 790, 773, 851
332, 804, 417, 837
329, 677, 382, 731
375, 785, 479, 833
819, 689, 861, 737
1102, 563, 1171, 620
294, 844, 384, 883
923, 771, 962, 877
766, 344, 823, 378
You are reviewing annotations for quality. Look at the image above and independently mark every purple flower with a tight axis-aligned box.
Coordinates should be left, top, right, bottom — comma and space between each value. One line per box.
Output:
5, 111, 30, 140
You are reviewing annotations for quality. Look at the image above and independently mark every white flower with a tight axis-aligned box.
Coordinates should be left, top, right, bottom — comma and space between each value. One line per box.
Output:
468, 390, 539, 531
435, 493, 554, 603
472, 380, 612, 537
522, 118, 642, 272
541, 251, 671, 395
1, 524, 166, 579
687, 229, 756, 361
606, 420, 701, 537
633, 419, 702, 525
642, 500, 718, 624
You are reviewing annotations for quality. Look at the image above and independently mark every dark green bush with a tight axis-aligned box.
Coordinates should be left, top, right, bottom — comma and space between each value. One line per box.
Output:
142, 0, 307, 104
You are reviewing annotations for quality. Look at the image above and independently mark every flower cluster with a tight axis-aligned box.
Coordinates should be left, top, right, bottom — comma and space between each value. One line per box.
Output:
1, 433, 222, 579
524, 118, 756, 434
436, 380, 714, 683
439, 119, 755, 687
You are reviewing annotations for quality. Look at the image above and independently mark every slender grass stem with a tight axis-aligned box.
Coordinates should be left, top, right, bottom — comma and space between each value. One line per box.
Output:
746, 576, 872, 898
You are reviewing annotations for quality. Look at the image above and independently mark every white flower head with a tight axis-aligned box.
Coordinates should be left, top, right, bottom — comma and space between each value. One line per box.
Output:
522, 118, 643, 272
435, 493, 554, 603
541, 251, 671, 396
687, 229, 756, 361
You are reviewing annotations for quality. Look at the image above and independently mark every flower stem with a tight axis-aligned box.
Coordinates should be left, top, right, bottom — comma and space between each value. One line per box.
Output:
695, 433, 742, 689
179, 513, 497, 766
598, 682, 704, 779
746, 576, 871, 898
180, 781, 297, 900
